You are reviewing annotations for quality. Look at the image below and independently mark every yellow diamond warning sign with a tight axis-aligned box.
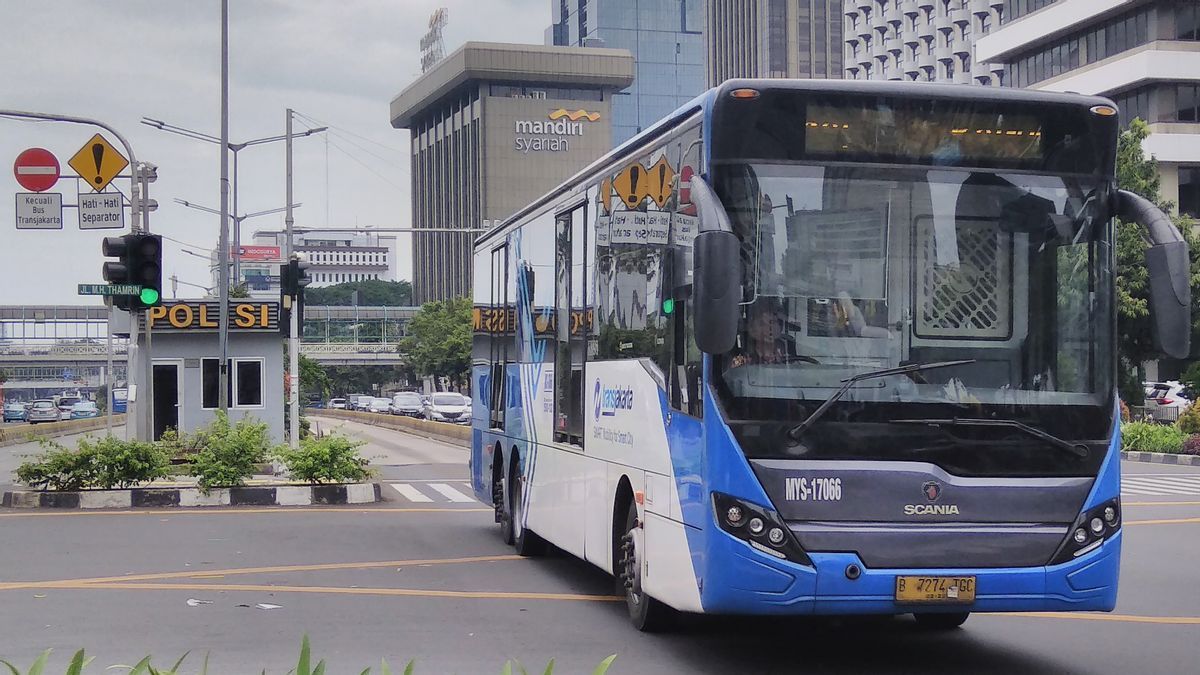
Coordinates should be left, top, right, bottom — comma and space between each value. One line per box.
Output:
69, 134, 128, 192
612, 163, 650, 210
647, 155, 676, 209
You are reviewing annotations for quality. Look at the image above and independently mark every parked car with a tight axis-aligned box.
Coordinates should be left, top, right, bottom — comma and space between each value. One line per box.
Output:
368, 397, 392, 414
70, 401, 100, 419
3, 402, 27, 423
1144, 381, 1191, 422
424, 392, 471, 425
26, 399, 60, 424
391, 392, 424, 417
348, 394, 372, 411
328, 398, 347, 409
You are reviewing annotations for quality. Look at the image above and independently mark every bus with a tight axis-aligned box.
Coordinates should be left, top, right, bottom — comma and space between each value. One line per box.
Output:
111, 387, 128, 414
469, 80, 1191, 631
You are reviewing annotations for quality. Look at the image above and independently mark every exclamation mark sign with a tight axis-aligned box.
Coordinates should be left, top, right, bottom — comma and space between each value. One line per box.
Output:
628, 165, 641, 206
658, 164, 667, 203
91, 143, 105, 185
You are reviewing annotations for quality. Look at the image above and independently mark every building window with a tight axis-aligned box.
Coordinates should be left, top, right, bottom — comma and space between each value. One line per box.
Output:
201, 358, 224, 410
1178, 84, 1200, 122
1179, 2, 1200, 40
1180, 167, 1200, 219
235, 359, 264, 408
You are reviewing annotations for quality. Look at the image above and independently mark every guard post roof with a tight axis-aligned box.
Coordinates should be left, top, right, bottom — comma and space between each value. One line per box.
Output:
389, 41, 635, 129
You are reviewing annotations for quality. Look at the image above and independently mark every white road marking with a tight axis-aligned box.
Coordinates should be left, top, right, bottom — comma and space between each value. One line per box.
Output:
1122, 476, 1200, 495
428, 483, 475, 503
389, 483, 433, 503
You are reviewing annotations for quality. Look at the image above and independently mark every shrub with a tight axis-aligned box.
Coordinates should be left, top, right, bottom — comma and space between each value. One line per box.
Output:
15, 435, 170, 490
1183, 435, 1200, 456
277, 433, 373, 484
189, 412, 278, 492
1178, 402, 1200, 434
1121, 421, 1188, 453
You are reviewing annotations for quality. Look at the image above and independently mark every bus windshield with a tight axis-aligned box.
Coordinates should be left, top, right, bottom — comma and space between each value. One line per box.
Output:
711, 163, 1115, 476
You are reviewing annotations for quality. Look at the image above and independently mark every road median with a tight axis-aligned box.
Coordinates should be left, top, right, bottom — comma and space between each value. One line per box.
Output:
0, 415, 126, 447
309, 409, 469, 447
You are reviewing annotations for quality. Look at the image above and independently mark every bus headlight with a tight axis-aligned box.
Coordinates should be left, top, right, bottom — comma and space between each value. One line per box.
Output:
1050, 498, 1121, 565
711, 492, 812, 566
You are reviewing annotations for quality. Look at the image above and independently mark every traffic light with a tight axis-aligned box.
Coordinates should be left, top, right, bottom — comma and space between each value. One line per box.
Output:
101, 235, 133, 310
128, 234, 163, 309
101, 234, 163, 311
280, 258, 312, 336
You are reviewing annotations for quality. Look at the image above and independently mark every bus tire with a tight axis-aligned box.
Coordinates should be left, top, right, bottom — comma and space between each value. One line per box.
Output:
914, 612, 970, 630
507, 454, 546, 556
618, 504, 675, 632
498, 451, 514, 546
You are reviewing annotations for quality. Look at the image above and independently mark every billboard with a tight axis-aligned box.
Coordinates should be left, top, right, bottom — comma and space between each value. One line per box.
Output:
235, 245, 281, 260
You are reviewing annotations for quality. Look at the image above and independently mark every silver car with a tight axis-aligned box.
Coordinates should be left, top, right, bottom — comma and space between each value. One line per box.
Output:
27, 399, 60, 424
424, 393, 471, 425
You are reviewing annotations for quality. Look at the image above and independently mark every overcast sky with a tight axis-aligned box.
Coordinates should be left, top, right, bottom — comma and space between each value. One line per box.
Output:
0, 0, 546, 305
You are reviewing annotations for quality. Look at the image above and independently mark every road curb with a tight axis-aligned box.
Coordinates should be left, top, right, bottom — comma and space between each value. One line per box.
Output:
1121, 450, 1200, 466
309, 410, 470, 447
1, 482, 383, 509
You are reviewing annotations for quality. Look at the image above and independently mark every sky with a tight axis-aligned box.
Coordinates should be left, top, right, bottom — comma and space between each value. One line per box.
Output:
0, 0, 546, 305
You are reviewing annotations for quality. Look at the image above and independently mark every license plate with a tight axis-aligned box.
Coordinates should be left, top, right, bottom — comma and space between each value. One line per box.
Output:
894, 576, 976, 603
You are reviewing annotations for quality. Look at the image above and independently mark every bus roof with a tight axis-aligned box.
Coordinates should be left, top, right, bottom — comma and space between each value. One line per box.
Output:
475, 79, 1117, 249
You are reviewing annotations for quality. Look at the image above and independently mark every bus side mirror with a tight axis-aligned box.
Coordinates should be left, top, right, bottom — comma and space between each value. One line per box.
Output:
690, 175, 741, 354
1117, 190, 1191, 359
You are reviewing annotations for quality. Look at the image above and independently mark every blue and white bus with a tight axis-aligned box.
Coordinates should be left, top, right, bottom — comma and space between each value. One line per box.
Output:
470, 80, 1190, 631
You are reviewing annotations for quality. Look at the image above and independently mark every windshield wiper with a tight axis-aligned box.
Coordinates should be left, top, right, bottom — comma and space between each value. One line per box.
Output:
786, 360, 976, 441
891, 418, 1089, 458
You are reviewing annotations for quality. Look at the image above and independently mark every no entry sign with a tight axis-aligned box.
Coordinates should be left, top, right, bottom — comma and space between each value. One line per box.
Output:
13, 148, 60, 192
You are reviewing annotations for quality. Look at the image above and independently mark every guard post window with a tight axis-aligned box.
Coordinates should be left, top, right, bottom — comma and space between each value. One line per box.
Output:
235, 359, 263, 407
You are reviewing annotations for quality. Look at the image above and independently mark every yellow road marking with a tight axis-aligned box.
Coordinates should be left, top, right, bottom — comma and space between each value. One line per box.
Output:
0, 554, 523, 591
0, 507, 490, 519
1124, 517, 1200, 526
30, 581, 625, 603
1124, 501, 1200, 506
1003, 612, 1200, 625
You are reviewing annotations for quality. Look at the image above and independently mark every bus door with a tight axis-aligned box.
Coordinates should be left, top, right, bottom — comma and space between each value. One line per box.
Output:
553, 204, 587, 446
489, 243, 509, 430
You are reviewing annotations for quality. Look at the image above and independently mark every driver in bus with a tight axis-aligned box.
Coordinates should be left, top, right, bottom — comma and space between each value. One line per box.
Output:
729, 298, 793, 368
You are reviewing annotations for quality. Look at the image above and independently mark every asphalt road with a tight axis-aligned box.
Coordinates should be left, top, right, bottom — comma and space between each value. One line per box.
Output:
1, 427, 1198, 673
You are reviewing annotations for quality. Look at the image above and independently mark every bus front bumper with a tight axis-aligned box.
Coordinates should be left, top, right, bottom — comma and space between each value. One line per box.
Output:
699, 528, 1121, 615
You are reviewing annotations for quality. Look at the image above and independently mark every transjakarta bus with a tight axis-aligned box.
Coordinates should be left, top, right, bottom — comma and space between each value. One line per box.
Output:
469, 80, 1190, 631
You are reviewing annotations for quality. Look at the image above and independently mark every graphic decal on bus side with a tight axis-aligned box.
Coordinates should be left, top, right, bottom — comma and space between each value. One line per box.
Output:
512, 229, 552, 530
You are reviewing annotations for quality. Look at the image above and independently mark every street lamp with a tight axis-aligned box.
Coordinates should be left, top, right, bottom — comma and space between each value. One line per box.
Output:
141, 116, 326, 280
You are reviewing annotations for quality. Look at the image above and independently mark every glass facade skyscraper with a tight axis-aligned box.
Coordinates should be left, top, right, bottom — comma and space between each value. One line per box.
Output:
548, 0, 706, 145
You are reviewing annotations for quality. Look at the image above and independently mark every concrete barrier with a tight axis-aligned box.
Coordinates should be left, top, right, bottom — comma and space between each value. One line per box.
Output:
0, 415, 127, 448
309, 409, 470, 446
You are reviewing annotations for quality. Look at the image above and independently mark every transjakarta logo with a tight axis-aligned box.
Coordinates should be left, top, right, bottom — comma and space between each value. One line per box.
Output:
514, 109, 600, 154
904, 504, 961, 516
594, 380, 634, 420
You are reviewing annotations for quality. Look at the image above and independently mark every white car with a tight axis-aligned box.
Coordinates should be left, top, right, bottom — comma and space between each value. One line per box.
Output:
424, 392, 471, 425
368, 397, 392, 414
328, 398, 347, 409
1144, 381, 1191, 423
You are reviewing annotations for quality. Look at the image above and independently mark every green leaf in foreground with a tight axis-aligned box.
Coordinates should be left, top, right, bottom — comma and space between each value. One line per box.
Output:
592, 655, 618, 675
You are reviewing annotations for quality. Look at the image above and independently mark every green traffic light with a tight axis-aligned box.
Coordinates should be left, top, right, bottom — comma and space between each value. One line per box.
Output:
140, 287, 160, 306
662, 298, 675, 315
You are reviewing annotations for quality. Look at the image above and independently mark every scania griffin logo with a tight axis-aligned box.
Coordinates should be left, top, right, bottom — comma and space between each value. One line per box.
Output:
922, 481, 942, 501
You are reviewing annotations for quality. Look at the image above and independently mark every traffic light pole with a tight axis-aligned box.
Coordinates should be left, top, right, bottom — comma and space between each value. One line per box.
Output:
286, 108, 299, 449
217, 0, 232, 413
140, 166, 155, 441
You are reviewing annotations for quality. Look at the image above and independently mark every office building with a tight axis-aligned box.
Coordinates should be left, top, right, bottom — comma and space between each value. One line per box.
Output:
389, 42, 634, 304
843, 0, 1006, 85
547, 0, 706, 144
707, 0, 846, 86
977, 0, 1200, 219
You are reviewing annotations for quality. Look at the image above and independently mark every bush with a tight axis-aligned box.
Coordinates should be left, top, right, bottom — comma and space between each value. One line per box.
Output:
1183, 435, 1200, 456
189, 412, 278, 492
15, 435, 171, 490
1178, 402, 1200, 434
277, 433, 373, 484
1121, 421, 1188, 453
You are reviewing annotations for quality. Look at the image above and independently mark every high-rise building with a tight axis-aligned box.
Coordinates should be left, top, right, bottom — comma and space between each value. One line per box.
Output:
547, 0, 706, 145
843, 0, 1006, 85
977, 0, 1200, 219
707, 0, 846, 86
389, 42, 633, 304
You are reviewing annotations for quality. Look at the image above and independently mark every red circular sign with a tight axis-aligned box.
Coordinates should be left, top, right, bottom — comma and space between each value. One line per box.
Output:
13, 148, 60, 192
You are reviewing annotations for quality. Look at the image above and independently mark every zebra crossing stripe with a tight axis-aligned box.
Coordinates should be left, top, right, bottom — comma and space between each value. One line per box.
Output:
1123, 477, 1200, 494
428, 483, 474, 503
390, 483, 433, 503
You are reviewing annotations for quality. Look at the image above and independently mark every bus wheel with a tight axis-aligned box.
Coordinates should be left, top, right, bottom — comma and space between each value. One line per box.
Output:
618, 504, 674, 632
497, 453, 514, 545
914, 612, 970, 630
507, 457, 546, 556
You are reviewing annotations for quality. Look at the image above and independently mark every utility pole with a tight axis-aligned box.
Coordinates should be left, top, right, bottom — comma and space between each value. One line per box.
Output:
286, 108, 300, 449
217, 0, 232, 412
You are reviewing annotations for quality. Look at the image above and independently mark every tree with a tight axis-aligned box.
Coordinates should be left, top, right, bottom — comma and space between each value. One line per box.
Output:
400, 297, 472, 390
1114, 119, 1200, 402
298, 354, 332, 400
304, 279, 413, 306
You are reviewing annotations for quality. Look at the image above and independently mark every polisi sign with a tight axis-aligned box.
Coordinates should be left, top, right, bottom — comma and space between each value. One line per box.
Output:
594, 380, 634, 420
147, 301, 279, 332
